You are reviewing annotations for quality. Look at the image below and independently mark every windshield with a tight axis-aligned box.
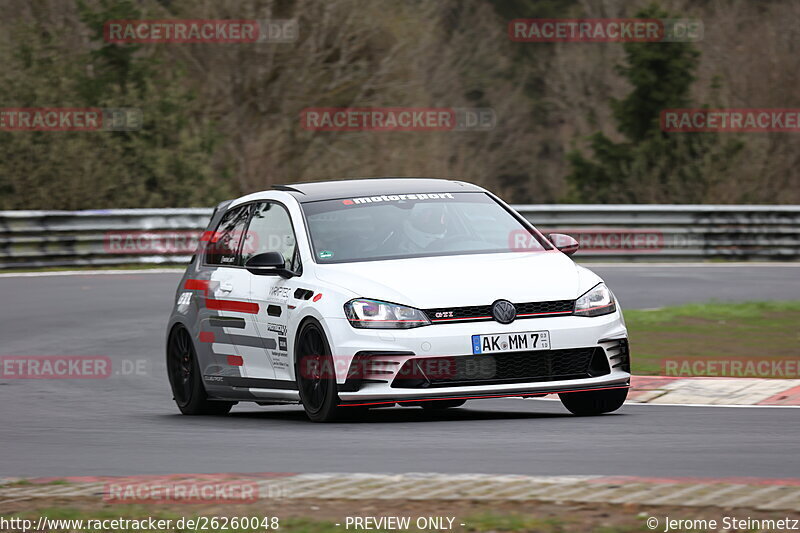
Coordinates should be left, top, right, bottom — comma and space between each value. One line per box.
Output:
301, 191, 549, 263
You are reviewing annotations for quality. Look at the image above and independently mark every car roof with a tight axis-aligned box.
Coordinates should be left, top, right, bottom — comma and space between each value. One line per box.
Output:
271, 177, 486, 203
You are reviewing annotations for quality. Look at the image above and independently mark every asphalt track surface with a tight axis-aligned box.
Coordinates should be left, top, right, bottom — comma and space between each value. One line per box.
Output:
1, 265, 799, 478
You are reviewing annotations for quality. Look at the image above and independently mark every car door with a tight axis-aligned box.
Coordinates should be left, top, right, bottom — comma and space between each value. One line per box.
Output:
208, 202, 281, 385
198, 204, 254, 384
242, 201, 302, 383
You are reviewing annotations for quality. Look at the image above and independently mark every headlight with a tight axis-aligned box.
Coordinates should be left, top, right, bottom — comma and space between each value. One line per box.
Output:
344, 299, 431, 329
574, 283, 616, 317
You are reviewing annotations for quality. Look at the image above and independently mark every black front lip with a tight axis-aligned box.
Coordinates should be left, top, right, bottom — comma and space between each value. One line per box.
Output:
337, 382, 630, 407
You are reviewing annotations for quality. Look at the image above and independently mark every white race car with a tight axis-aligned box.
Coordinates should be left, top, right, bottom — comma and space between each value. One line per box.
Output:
167, 178, 630, 421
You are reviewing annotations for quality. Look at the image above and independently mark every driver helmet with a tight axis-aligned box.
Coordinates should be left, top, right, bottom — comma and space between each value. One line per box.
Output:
403, 204, 447, 249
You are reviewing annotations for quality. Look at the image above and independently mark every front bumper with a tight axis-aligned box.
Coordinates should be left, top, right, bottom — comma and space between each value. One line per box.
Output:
323, 311, 631, 403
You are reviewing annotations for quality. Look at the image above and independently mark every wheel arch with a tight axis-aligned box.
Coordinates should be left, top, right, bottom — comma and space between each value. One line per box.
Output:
292, 314, 326, 364
166, 320, 190, 358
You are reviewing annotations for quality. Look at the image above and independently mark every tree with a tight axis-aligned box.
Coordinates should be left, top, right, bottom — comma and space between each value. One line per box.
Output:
566, 4, 743, 203
0, 0, 231, 209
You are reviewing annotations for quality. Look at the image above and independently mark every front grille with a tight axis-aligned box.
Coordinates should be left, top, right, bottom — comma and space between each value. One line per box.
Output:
424, 300, 575, 324
392, 347, 607, 388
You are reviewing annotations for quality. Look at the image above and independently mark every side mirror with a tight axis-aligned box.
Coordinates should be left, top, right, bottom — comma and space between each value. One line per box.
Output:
245, 251, 295, 278
548, 233, 579, 256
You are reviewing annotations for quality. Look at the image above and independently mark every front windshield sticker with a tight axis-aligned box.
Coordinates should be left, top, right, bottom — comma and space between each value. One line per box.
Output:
343, 192, 455, 205
319, 250, 334, 259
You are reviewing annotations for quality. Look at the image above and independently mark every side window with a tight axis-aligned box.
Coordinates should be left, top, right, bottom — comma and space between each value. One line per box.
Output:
205, 205, 252, 266
243, 202, 298, 269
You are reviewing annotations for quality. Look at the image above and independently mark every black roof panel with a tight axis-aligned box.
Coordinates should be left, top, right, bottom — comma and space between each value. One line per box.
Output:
273, 177, 485, 203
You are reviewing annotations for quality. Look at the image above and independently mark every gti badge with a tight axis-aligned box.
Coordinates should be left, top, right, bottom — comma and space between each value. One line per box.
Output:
491, 299, 516, 324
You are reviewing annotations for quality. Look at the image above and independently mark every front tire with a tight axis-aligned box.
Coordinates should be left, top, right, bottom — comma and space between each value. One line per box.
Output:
559, 387, 627, 416
167, 326, 234, 415
295, 320, 341, 422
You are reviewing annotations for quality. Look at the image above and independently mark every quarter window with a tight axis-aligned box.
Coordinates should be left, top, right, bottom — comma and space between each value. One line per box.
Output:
205, 205, 252, 266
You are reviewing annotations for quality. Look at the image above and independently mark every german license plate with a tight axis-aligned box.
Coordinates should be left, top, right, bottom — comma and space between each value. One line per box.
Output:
471, 331, 550, 354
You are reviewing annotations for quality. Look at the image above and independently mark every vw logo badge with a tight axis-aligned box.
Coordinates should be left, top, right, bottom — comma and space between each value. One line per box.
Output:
491, 300, 516, 324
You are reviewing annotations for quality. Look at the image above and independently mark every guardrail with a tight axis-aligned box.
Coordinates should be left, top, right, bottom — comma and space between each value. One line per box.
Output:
1, 205, 798, 268
519, 204, 800, 261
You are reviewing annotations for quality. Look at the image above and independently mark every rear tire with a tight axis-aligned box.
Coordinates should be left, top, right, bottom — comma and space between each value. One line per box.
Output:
167, 326, 234, 416
559, 387, 627, 416
295, 320, 341, 422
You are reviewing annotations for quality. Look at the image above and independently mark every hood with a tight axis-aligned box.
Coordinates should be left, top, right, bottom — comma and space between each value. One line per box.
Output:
314, 251, 596, 308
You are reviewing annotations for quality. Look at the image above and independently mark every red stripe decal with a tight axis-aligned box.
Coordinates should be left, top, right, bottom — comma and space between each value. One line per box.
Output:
432, 316, 492, 322
432, 310, 572, 322
227, 355, 244, 366
184, 279, 210, 291
205, 299, 259, 314
198, 331, 215, 343
516, 311, 571, 317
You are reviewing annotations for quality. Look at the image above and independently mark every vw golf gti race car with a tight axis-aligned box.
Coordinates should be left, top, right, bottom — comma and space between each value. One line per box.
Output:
167, 178, 631, 421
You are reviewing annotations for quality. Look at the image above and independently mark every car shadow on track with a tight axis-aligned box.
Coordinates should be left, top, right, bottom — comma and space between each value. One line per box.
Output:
157, 401, 629, 426
218, 404, 585, 425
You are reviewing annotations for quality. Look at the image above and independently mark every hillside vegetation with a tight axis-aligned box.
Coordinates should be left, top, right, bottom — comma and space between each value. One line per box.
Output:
1, 0, 798, 209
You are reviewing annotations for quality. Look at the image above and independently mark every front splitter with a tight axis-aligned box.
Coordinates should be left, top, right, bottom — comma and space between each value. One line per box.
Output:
338, 382, 630, 407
